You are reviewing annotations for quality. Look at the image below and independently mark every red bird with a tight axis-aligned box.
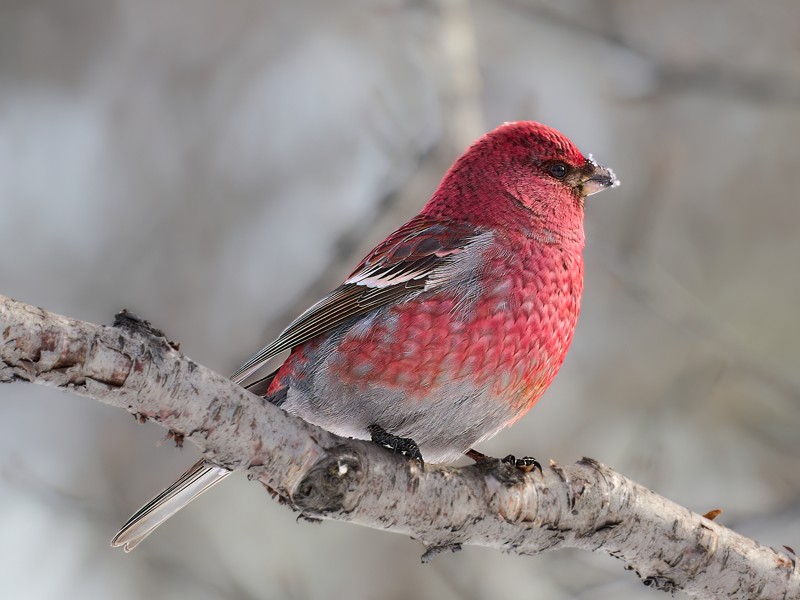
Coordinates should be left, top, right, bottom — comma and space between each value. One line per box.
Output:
112, 121, 618, 550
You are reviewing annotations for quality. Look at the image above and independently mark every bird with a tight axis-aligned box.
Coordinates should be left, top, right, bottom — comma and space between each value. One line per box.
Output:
111, 121, 619, 551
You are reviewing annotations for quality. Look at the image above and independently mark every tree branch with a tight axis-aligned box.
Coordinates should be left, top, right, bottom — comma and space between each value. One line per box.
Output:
1, 294, 797, 598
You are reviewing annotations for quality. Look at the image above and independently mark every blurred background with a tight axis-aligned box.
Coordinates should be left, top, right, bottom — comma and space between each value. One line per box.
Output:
2, 1, 799, 598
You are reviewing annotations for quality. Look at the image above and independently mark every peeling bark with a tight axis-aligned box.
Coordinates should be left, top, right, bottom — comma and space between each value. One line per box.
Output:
1, 294, 797, 599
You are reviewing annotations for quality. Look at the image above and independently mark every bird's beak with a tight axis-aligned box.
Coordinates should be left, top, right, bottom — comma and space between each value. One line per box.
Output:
580, 156, 620, 197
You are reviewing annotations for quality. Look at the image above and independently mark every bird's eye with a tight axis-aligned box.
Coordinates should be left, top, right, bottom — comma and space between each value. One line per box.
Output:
548, 162, 568, 179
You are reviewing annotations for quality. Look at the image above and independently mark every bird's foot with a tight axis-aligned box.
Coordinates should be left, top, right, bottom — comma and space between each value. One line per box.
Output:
465, 449, 542, 475
368, 424, 424, 466
502, 454, 542, 474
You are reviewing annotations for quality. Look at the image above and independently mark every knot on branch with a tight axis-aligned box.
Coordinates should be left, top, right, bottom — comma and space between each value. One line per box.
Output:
642, 575, 680, 594
113, 309, 180, 354
293, 447, 365, 514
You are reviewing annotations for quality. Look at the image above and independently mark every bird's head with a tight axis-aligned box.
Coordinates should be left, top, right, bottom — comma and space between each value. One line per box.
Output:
424, 121, 619, 248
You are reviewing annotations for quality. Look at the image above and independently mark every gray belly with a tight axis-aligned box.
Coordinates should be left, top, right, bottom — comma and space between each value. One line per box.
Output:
280, 336, 519, 464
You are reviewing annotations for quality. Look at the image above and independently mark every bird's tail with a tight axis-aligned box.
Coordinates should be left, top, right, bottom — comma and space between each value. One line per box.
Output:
110, 460, 230, 552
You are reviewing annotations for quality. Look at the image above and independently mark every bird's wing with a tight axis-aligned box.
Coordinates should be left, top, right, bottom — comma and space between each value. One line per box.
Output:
230, 216, 492, 383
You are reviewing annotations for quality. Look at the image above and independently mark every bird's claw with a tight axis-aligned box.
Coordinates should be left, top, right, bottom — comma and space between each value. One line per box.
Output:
368, 424, 424, 466
502, 454, 542, 475
466, 449, 542, 475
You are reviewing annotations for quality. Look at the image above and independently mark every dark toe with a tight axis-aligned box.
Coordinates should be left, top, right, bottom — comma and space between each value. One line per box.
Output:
502, 455, 542, 475
368, 424, 424, 466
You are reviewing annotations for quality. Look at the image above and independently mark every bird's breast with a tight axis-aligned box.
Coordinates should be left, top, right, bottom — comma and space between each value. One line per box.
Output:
474, 242, 584, 410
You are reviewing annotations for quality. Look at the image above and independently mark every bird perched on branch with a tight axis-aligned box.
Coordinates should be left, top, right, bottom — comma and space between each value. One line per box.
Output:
112, 121, 619, 551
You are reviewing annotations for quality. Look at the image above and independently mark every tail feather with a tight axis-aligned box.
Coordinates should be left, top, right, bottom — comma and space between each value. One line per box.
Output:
111, 460, 230, 552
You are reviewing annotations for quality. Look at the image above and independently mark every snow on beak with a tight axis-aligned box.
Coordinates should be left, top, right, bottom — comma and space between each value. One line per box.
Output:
580, 155, 620, 197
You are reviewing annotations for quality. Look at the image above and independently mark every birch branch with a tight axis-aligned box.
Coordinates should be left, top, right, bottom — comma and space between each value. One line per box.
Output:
0, 293, 797, 599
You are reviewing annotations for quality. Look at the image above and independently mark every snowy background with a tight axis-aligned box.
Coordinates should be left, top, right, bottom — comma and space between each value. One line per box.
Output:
2, 1, 800, 598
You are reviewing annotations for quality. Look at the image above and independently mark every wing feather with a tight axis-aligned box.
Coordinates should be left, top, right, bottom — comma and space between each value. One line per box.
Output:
230, 216, 489, 383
